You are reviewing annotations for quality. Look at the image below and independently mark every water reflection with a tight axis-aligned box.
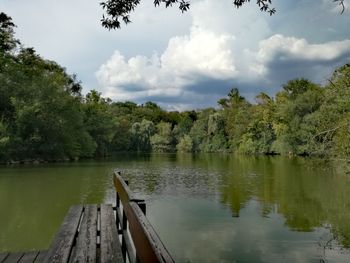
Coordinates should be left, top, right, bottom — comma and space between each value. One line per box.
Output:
216, 156, 350, 248
0, 154, 350, 262
118, 154, 350, 262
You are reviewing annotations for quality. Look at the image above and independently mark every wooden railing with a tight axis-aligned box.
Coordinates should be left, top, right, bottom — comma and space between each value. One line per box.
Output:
113, 170, 174, 263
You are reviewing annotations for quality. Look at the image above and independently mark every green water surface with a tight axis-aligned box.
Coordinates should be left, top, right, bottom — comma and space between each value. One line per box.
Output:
0, 154, 349, 262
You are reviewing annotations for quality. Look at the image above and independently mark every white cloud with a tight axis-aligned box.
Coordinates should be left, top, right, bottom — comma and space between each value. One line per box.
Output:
250, 34, 350, 83
95, 0, 276, 108
161, 27, 236, 78
97, 25, 350, 109
256, 34, 350, 63
5, 0, 350, 109
96, 25, 237, 105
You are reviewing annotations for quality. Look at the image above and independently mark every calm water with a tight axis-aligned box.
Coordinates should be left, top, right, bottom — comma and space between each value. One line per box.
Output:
0, 154, 350, 262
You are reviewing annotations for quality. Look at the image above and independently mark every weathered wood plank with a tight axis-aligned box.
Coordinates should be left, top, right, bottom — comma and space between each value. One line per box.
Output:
34, 251, 47, 262
122, 229, 135, 263
3, 252, 24, 262
19, 251, 39, 263
117, 206, 134, 261
70, 205, 97, 263
0, 253, 9, 262
128, 202, 174, 263
113, 173, 144, 204
43, 205, 83, 263
100, 204, 123, 263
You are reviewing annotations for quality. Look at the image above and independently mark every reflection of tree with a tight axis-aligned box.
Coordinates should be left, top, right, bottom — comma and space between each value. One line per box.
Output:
217, 156, 350, 248
120, 153, 350, 249
220, 174, 252, 217
218, 155, 261, 217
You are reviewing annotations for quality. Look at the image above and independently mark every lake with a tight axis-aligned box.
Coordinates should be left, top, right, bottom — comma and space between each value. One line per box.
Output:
0, 154, 349, 262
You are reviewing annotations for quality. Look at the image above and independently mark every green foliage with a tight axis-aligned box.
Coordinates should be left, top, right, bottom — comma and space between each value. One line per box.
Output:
239, 93, 275, 154
83, 90, 116, 157
204, 112, 227, 152
150, 122, 174, 152
0, 12, 20, 52
0, 120, 10, 161
176, 135, 193, 152
0, 44, 95, 161
309, 64, 350, 157
100, 0, 278, 29
1, 13, 350, 161
189, 109, 213, 152
111, 117, 132, 151
272, 79, 323, 155
221, 88, 251, 150
130, 119, 155, 152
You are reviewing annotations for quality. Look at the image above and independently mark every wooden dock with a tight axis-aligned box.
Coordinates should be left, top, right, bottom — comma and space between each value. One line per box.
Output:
0, 171, 174, 263
0, 251, 47, 263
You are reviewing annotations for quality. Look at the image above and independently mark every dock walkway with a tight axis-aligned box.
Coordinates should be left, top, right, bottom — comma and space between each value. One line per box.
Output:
0, 251, 47, 263
0, 171, 173, 263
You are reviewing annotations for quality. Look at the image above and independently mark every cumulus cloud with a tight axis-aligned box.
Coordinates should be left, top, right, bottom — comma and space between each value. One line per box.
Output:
95, 0, 350, 109
250, 35, 350, 85
4, 0, 350, 108
97, 29, 350, 109
255, 35, 350, 63
96, 25, 237, 108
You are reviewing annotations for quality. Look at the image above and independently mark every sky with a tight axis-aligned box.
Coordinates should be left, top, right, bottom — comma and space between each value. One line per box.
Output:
2, 0, 350, 110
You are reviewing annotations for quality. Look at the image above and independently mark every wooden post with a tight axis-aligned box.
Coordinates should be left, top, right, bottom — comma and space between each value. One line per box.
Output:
121, 235, 127, 262
113, 170, 174, 263
115, 171, 121, 231
135, 202, 146, 263
115, 170, 121, 208
138, 202, 146, 216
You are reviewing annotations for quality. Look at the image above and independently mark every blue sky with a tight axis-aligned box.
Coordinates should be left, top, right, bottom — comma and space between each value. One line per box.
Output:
2, 0, 350, 110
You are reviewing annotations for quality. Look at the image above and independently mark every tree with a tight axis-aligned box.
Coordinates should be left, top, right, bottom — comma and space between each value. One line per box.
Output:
239, 92, 276, 154
176, 135, 193, 152
83, 90, 116, 157
0, 120, 10, 161
150, 122, 174, 152
271, 79, 323, 155
0, 46, 96, 161
100, 0, 345, 29
130, 119, 155, 151
0, 12, 20, 52
100, 0, 277, 29
220, 88, 251, 151
189, 108, 214, 152
205, 112, 227, 152
309, 64, 350, 157
111, 117, 132, 151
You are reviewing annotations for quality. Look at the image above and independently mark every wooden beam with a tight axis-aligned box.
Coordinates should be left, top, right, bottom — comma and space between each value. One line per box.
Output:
2, 252, 24, 262
113, 173, 144, 204
0, 253, 9, 262
127, 203, 174, 263
34, 251, 47, 262
70, 205, 98, 263
121, 229, 136, 263
100, 204, 123, 263
18, 251, 39, 263
43, 205, 83, 263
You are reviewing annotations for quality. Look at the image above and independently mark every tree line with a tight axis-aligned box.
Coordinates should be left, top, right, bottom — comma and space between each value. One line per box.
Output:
1, 13, 350, 163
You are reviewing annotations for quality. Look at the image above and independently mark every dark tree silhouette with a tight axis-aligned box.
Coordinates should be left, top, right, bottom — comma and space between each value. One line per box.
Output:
100, 0, 346, 30
101, 0, 275, 29
0, 12, 20, 51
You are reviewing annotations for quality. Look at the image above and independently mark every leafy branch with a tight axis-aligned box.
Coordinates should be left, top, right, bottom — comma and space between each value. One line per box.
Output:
100, 0, 276, 29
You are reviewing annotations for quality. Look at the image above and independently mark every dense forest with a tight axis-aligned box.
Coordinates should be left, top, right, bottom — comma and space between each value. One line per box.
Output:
1, 13, 350, 163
